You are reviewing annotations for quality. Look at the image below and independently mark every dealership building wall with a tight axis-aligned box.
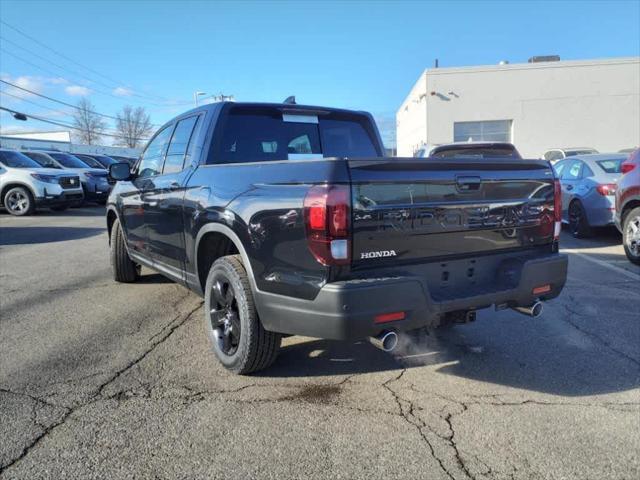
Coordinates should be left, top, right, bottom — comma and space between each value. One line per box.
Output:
396, 57, 640, 158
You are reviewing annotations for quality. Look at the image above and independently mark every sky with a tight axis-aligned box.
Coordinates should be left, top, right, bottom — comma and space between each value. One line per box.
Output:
0, 0, 639, 147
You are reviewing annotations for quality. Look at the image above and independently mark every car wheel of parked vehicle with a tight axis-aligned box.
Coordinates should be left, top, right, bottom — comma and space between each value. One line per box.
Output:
3, 186, 35, 216
622, 207, 640, 265
568, 200, 592, 238
50, 205, 69, 212
204, 255, 281, 374
110, 218, 140, 282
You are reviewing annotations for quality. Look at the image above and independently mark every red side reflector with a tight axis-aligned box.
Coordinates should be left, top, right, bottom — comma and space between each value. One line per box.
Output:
374, 311, 406, 324
532, 284, 551, 295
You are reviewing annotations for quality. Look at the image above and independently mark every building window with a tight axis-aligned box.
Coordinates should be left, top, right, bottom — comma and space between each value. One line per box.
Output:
453, 120, 512, 143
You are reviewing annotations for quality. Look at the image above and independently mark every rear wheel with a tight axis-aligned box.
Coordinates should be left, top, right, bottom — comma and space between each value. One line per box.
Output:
623, 207, 640, 265
204, 255, 281, 374
110, 218, 140, 282
569, 200, 592, 238
4, 187, 35, 216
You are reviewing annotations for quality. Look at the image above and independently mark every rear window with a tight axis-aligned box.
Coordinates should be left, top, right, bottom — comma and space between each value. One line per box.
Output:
210, 107, 380, 164
596, 159, 623, 174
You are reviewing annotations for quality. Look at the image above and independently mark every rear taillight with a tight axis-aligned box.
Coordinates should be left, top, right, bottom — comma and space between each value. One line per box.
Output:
303, 184, 351, 266
553, 179, 562, 241
621, 162, 636, 174
596, 184, 617, 196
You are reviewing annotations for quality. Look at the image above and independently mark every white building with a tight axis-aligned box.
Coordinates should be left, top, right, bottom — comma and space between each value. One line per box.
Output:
396, 57, 640, 158
0, 134, 142, 158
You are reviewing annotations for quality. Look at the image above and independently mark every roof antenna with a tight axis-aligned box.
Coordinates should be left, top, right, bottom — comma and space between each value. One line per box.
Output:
283, 96, 296, 105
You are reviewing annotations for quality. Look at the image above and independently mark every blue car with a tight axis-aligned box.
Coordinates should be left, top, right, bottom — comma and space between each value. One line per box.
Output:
553, 154, 627, 237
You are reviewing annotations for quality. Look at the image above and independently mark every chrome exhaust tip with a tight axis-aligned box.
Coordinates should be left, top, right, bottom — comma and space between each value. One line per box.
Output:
512, 301, 544, 318
369, 330, 399, 352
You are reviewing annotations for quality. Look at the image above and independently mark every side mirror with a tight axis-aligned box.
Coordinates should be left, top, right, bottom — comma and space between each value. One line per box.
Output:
109, 162, 131, 182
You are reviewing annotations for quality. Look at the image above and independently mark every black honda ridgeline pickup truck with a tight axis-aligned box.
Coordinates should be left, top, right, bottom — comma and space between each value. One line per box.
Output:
107, 101, 567, 374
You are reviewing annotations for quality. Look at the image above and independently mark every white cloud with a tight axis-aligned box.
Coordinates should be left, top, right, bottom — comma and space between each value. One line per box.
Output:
49, 77, 70, 85
65, 85, 91, 96
113, 86, 133, 97
0, 74, 44, 99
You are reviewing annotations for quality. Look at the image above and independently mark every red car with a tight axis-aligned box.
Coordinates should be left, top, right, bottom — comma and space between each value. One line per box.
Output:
615, 148, 640, 265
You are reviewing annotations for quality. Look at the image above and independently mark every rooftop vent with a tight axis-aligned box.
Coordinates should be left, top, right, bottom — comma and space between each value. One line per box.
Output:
528, 55, 560, 63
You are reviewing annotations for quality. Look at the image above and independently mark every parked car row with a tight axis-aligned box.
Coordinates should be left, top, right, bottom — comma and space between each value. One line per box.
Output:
0, 148, 135, 216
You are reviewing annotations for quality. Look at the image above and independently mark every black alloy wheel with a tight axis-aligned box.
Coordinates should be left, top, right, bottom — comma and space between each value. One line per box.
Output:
568, 201, 591, 238
209, 276, 242, 356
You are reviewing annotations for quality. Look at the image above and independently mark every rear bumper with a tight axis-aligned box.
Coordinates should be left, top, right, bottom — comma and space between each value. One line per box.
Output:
256, 252, 568, 340
586, 206, 616, 227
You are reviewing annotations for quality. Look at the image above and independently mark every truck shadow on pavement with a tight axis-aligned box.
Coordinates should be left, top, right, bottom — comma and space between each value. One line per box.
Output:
0, 226, 105, 245
263, 313, 640, 397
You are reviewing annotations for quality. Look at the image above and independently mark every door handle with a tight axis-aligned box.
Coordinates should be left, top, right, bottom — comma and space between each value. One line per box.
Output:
169, 181, 180, 188
565, 185, 573, 191
456, 176, 482, 192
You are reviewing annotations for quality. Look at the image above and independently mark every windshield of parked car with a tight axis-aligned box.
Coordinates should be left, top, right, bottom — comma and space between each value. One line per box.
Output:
76, 155, 104, 168
211, 107, 381, 164
596, 159, 623, 174
566, 150, 596, 157
48, 153, 90, 168
431, 146, 520, 159
22, 152, 61, 168
0, 150, 43, 168
94, 155, 117, 166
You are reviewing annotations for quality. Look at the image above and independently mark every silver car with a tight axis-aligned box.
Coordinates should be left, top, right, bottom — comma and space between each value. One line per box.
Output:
0, 149, 83, 216
553, 153, 626, 237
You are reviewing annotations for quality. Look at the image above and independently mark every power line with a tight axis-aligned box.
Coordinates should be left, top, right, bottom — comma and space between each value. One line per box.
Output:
1, 79, 162, 128
0, 36, 116, 92
0, 78, 120, 120
0, 41, 175, 108
0, 19, 174, 103
0, 106, 150, 141
0, 89, 74, 118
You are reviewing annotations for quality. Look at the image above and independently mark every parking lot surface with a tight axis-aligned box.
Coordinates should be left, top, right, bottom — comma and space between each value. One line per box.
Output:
1, 207, 639, 480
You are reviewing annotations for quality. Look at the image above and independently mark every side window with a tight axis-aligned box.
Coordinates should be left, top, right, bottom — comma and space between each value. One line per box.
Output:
163, 116, 201, 174
137, 125, 174, 178
553, 160, 566, 178
582, 164, 595, 177
562, 160, 582, 180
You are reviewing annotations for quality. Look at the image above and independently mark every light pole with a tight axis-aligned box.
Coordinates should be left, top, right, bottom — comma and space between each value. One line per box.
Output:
193, 91, 207, 107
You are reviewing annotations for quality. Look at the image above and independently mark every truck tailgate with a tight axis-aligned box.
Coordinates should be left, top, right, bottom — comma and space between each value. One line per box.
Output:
348, 158, 557, 267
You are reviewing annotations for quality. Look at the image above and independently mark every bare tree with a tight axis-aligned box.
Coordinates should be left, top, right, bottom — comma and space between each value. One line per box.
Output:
72, 98, 107, 145
115, 105, 153, 148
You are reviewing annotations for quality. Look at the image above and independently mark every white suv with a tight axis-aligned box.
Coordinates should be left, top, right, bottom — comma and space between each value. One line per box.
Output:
0, 149, 84, 216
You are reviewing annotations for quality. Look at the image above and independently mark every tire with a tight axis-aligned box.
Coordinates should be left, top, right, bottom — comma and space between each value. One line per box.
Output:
622, 207, 640, 265
110, 219, 140, 282
204, 255, 281, 374
3, 186, 35, 216
568, 200, 592, 238
50, 205, 69, 212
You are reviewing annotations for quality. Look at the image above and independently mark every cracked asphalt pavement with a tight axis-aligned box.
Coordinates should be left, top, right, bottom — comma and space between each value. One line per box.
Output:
1, 207, 639, 479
